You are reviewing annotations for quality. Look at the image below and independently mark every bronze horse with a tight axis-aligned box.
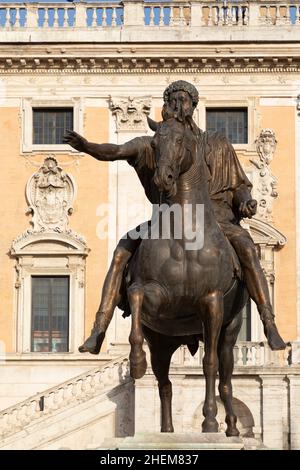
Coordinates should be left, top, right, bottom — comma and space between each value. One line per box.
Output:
125, 116, 248, 436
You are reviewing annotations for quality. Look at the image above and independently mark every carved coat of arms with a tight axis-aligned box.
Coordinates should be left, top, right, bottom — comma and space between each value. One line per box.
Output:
26, 157, 75, 232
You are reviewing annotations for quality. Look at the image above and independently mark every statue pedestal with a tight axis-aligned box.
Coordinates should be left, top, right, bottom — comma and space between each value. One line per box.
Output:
100, 432, 265, 450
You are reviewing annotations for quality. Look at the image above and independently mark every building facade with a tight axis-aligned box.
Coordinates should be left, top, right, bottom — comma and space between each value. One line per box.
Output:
0, 0, 300, 449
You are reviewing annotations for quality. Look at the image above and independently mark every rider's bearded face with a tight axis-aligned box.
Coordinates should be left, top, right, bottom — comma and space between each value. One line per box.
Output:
168, 91, 194, 122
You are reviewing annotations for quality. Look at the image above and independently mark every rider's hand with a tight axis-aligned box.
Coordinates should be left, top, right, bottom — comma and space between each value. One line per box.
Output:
63, 130, 88, 152
239, 199, 257, 219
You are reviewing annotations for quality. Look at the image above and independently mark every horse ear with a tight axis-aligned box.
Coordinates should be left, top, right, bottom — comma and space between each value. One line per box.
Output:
147, 116, 158, 132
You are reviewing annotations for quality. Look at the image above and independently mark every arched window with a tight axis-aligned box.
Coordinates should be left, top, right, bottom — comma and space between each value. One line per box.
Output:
11, 230, 89, 355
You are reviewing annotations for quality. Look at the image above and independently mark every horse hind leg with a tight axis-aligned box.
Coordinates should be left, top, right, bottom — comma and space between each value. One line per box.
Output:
128, 284, 147, 379
217, 312, 243, 437
144, 326, 178, 433
201, 291, 224, 433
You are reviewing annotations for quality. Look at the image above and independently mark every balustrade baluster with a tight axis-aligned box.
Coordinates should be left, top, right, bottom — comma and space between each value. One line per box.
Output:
90, 373, 96, 391
252, 345, 257, 366
266, 5, 272, 24
53, 389, 62, 409
158, 7, 163, 26
44, 8, 49, 28
224, 5, 228, 26
62, 8, 67, 27
227, 5, 233, 26
103, 8, 108, 27
53, 8, 59, 28
149, 7, 155, 26
207, 6, 213, 26
15, 7, 20, 27
91, 7, 97, 27
237, 344, 244, 366
0, 8, 7, 28
286, 5, 291, 25
169, 6, 174, 26
248, 344, 255, 365
275, 4, 281, 24
112, 8, 117, 27
243, 5, 249, 25
179, 6, 185, 25
0, 414, 7, 436
62, 384, 71, 403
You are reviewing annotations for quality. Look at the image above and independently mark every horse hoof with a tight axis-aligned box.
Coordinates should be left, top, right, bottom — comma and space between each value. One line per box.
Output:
225, 415, 239, 437
226, 427, 240, 437
129, 352, 147, 379
202, 418, 219, 433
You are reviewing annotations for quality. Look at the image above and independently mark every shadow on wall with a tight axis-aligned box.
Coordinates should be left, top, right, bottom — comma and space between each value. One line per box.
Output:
193, 397, 255, 438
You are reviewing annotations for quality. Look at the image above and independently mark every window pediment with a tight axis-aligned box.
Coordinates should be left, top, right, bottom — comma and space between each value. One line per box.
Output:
11, 230, 89, 257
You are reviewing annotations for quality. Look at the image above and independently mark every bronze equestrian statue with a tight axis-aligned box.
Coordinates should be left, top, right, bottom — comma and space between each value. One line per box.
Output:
64, 81, 285, 435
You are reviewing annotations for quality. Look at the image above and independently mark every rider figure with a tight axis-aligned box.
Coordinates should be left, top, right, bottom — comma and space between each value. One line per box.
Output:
64, 81, 286, 353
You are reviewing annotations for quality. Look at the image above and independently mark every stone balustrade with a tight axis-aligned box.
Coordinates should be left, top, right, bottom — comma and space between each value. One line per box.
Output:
0, 343, 299, 447
0, 1, 299, 30
0, 354, 130, 439
172, 341, 292, 368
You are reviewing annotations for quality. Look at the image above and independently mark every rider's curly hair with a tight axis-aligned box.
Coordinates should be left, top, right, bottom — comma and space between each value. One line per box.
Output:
163, 80, 199, 108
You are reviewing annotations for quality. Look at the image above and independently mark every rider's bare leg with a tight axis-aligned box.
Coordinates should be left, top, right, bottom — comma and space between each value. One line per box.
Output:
79, 234, 143, 354
229, 232, 286, 351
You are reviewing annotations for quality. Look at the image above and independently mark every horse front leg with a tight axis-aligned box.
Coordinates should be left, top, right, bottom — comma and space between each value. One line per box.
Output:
218, 313, 242, 437
201, 291, 223, 433
128, 284, 147, 379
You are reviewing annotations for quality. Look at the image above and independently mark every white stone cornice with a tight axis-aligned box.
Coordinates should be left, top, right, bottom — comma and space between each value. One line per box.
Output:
0, 58, 300, 75
0, 41, 299, 74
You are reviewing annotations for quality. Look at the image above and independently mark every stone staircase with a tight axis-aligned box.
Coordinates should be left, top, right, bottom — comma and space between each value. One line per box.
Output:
0, 355, 134, 450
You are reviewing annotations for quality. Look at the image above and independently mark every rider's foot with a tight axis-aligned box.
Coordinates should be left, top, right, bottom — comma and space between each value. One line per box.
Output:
259, 305, 286, 351
78, 329, 105, 354
263, 319, 286, 351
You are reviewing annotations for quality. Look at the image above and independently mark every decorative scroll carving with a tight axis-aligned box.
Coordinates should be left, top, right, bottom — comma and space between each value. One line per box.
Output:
110, 96, 151, 131
26, 156, 75, 232
250, 129, 278, 222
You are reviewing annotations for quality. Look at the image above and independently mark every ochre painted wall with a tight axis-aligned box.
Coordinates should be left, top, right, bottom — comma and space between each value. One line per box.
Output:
67, 107, 109, 337
261, 106, 297, 340
0, 107, 39, 351
0, 106, 109, 351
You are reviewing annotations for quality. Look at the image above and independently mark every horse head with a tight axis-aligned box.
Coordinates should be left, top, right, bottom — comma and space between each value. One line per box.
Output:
150, 116, 197, 197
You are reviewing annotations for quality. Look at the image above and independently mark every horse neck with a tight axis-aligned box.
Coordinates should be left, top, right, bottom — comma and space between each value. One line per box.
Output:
170, 150, 211, 207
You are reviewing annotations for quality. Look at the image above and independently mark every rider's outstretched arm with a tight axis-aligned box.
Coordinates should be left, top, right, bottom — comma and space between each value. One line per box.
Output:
63, 130, 139, 162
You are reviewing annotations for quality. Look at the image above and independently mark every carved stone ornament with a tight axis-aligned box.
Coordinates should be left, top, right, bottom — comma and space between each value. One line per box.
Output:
26, 156, 75, 232
110, 96, 151, 132
250, 129, 278, 222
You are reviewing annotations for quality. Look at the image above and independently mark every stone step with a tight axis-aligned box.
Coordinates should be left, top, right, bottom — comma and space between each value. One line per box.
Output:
100, 432, 265, 450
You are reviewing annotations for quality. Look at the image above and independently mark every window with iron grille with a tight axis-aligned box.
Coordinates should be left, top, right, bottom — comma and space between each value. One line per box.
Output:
33, 108, 73, 145
31, 276, 69, 353
206, 108, 248, 144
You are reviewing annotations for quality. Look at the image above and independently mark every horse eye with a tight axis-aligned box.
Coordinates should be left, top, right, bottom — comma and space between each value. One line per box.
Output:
177, 138, 183, 144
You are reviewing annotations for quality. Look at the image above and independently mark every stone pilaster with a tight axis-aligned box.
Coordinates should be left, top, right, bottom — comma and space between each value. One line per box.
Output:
260, 375, 287, 449
289, 376, 300, 449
